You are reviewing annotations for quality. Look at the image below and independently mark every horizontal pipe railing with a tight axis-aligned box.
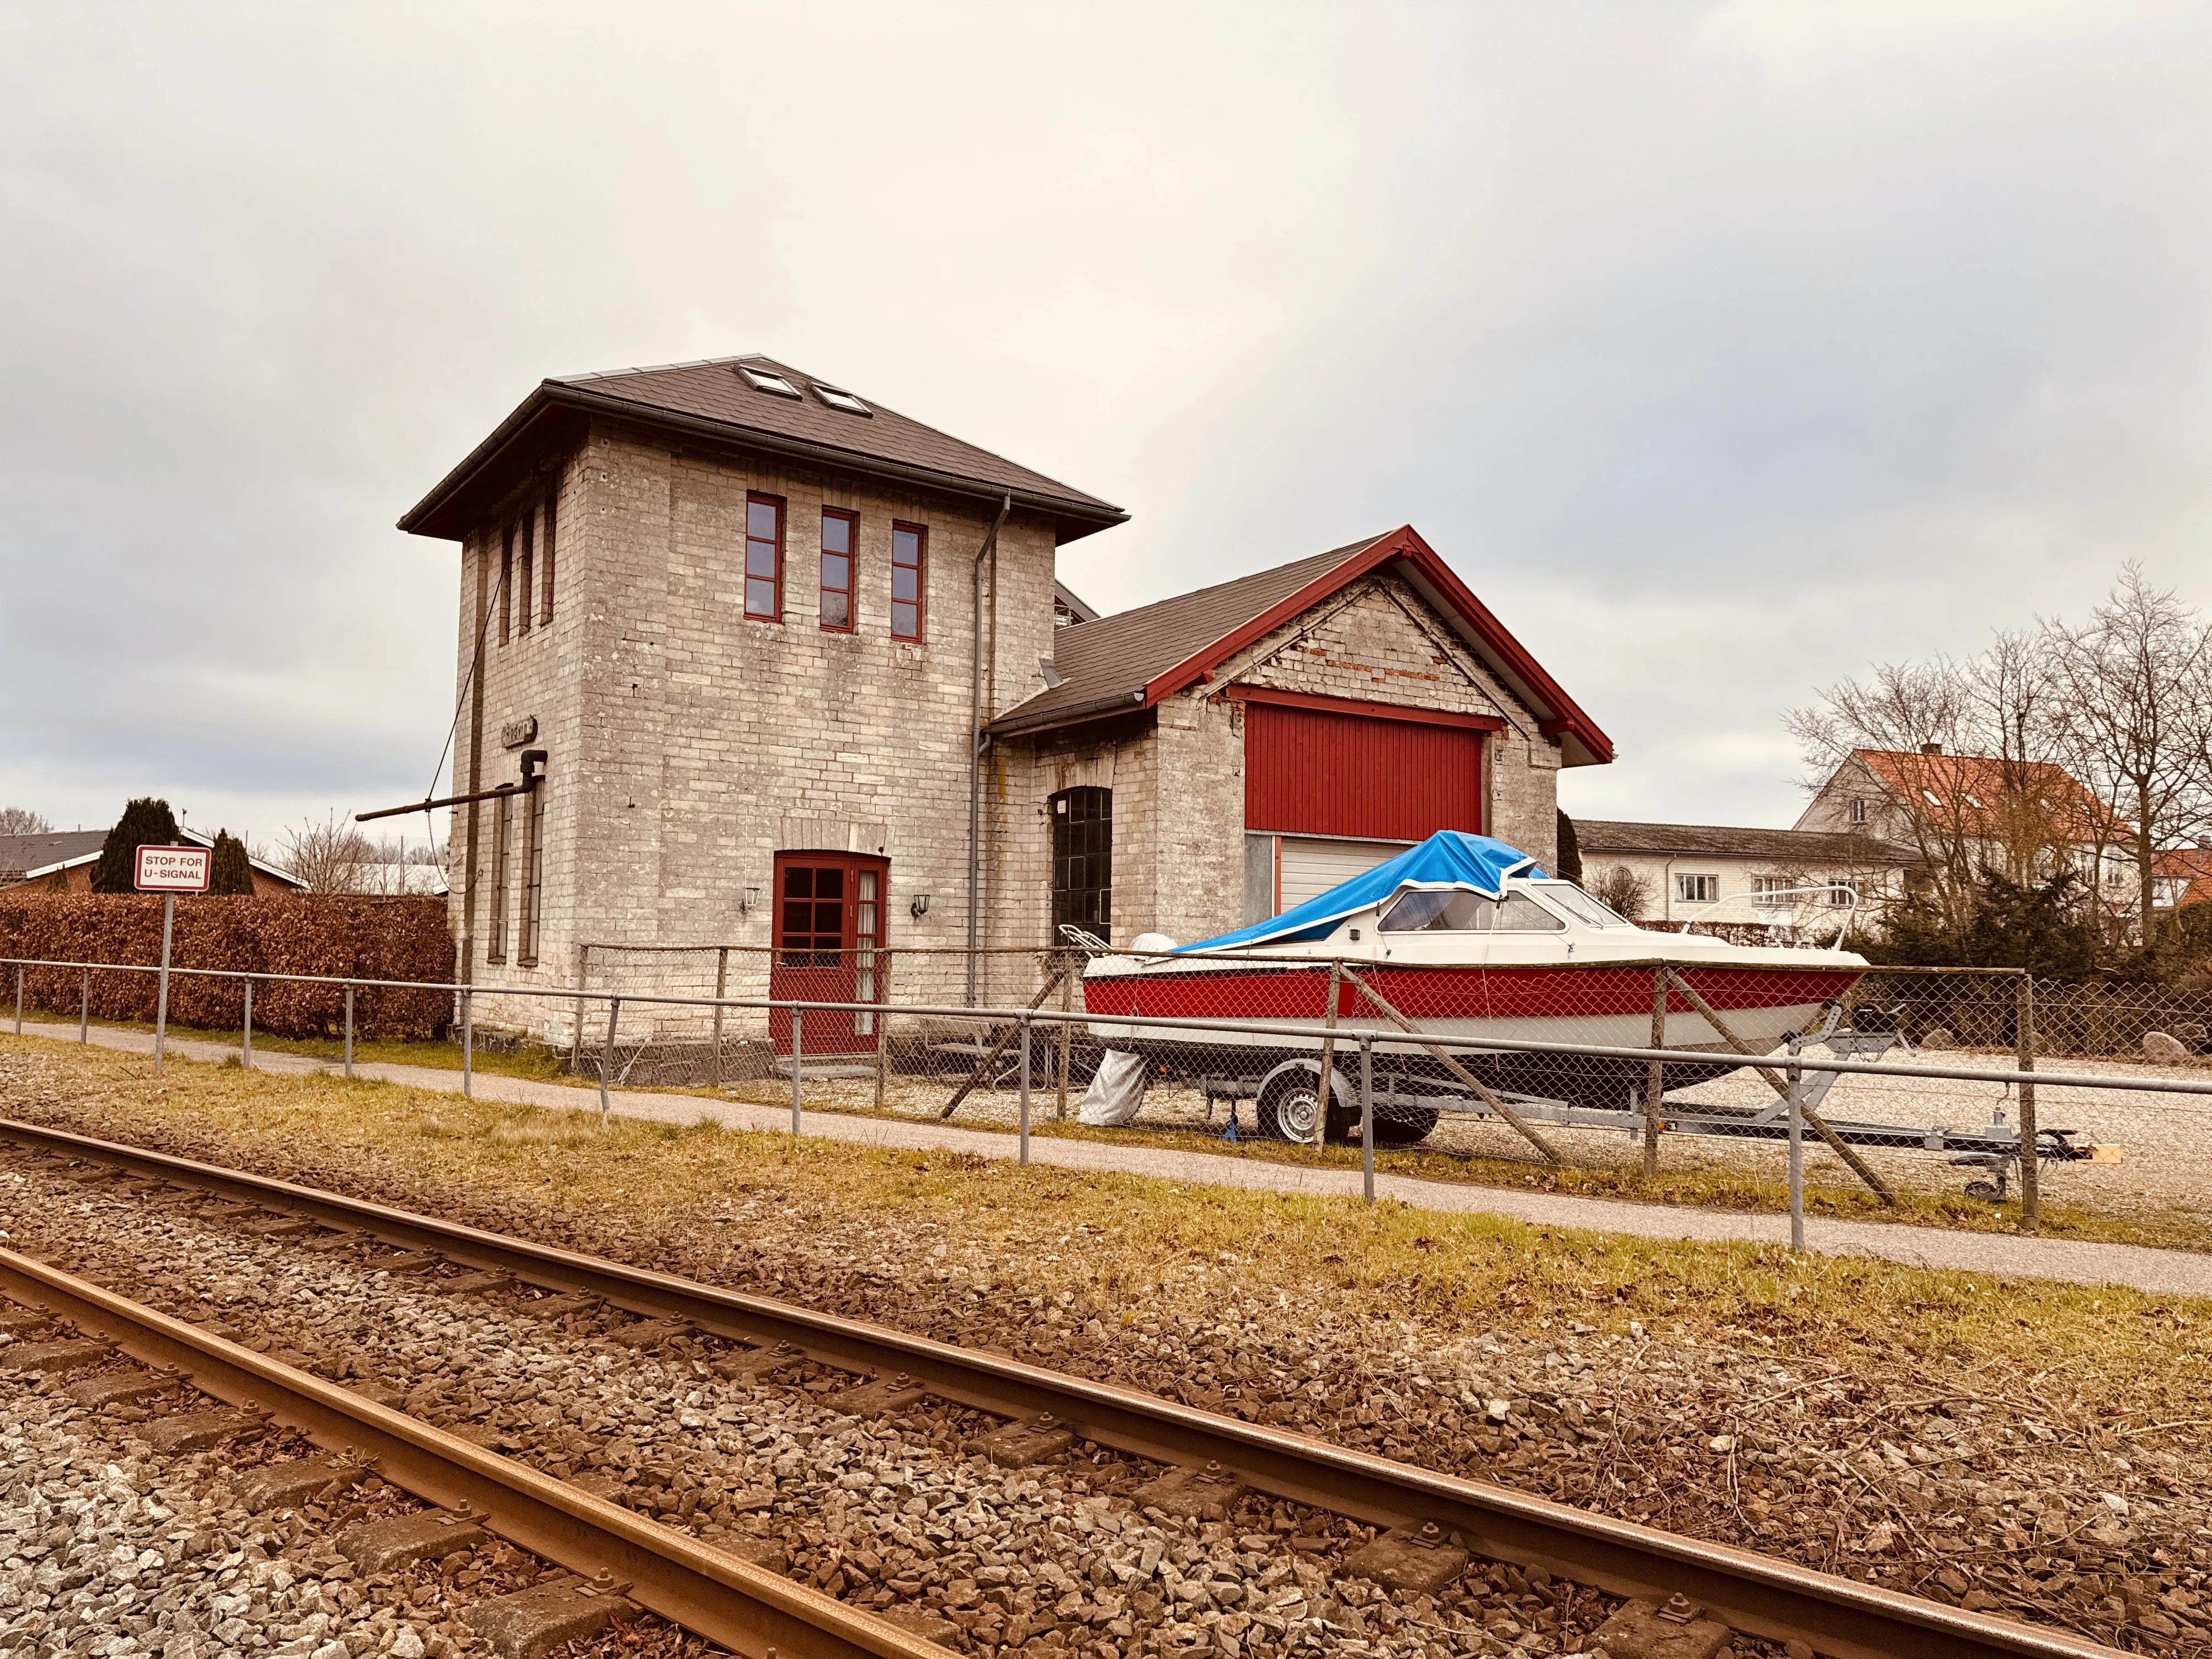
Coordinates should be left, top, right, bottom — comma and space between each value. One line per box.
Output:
7, 954, 2212, 1102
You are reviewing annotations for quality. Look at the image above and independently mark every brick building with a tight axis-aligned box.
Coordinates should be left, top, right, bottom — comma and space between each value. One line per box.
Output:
400, 355, 1609, 1045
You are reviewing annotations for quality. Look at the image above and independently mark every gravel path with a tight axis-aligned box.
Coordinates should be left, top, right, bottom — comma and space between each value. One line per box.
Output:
14, 1022, 2207, 1298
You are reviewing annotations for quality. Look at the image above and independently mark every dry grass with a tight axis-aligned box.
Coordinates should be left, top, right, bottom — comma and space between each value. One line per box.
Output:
4, 1032, 2208, 1421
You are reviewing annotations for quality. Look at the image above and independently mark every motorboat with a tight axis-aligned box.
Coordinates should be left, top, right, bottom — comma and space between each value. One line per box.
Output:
1077, 831, 1868, 1141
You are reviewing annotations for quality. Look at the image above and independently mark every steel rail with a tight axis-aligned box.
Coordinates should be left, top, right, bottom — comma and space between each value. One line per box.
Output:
0, 1116, 2124, 1659
0, 1244, 944, 1659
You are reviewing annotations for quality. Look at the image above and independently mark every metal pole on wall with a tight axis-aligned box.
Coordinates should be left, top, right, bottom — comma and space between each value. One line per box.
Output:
1644, 966, 1666, 1177
790, 1004, 804, 1136
712, 946, 729, 1090
600, 996, 618, 1121
1785, 1037, 1805, 1252
1359, 1034, 1375, 1205
241, 978, 252, 1071
343, 984, 355, 1079
154, 893, 175, 1074
1018, 1011, 1032, 1166
78, 966, 89, 1045
2017, 973, 2040, 1232
461, 988, 473, 1099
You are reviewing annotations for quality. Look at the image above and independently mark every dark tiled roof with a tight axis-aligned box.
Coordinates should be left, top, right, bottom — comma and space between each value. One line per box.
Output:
400, 354, 1127, 543
1575, 820, 1916, 865
0, 830, 105, 881
997, 537, 1385, 732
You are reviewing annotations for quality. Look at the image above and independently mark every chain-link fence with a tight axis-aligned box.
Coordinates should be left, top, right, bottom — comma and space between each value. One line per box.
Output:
8, 949, 2212, 1235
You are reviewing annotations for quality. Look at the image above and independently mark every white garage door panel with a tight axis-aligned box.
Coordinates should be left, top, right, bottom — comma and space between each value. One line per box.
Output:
1278, 837, 1412, 909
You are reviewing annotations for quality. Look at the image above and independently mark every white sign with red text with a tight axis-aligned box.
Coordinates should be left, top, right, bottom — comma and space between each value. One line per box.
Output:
135, 845, 211, 893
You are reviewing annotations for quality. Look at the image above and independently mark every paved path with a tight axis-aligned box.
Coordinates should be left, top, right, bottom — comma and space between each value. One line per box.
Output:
14, 1020, 2212, 1299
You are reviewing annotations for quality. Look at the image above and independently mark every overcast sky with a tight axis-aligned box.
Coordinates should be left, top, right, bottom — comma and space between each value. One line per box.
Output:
4, 3, 2210, 857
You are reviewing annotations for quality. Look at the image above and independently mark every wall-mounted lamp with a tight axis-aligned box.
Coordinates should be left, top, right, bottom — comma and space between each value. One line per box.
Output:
910, 892, 931, 919
737, 885, 762, 916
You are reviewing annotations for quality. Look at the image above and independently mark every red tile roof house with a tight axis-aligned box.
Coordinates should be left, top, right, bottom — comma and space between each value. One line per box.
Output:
0, 828, 302, 897
399, 354, 1611, 1051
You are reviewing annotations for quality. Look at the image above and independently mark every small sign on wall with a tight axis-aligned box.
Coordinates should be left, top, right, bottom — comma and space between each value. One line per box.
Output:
501, 716, 539, 750
134, 845, 211, 893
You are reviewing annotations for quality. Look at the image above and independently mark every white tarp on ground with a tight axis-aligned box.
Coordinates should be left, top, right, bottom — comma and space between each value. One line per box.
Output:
1079, 1049, 1149, 1126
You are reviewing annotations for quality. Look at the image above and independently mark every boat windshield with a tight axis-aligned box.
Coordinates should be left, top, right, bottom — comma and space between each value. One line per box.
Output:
1530, 882, 1637, 929
1378, 889, 1566, 933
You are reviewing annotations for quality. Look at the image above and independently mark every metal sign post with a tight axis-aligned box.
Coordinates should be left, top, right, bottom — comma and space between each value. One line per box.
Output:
136, 845, 211, 1073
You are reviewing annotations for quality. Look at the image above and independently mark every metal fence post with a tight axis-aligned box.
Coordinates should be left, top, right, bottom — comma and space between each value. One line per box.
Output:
1785, 1037, 1805, 1252
571, 945, 589, 1074
78, 966, 89, 1044
461, 988, 473, 1099
12, 964, 20, 1036
1644, 965, 1666, 1177
1056, 958, 1074, 1121
600, 996, 618, 1121
790, 1005, 804, 1136
712, 946, 729, 1089
2017, 973, 2040, 1232
873, 949, 890, 1111
1359, 1034, 1375, 1205
1018, 1011, 1032, 1166
154, 892, 175, 1074
1313, 960, 1343, 1150
241, 977, 252, 1070
343, 984, 354, 1078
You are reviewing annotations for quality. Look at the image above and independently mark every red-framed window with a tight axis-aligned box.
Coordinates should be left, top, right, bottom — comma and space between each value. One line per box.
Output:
890, 522, 926, 641
745, 493, 785, 621
820, 508, 856, 632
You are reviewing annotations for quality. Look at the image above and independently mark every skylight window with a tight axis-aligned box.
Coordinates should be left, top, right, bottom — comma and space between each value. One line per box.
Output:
737, 365, 802, 399
1922, 789, 1943, 806
814, 383, 871, 416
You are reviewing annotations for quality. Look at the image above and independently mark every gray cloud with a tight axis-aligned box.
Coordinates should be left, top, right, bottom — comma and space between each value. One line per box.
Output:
4, 2, 2210, 850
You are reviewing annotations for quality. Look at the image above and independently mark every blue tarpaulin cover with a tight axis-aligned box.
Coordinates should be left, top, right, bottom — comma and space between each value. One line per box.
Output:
1177, 830, 1545, 952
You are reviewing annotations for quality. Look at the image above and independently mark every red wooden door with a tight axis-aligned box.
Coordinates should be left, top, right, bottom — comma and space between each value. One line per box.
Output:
1244, 702, 1485, 840
769, 853, 887, 1055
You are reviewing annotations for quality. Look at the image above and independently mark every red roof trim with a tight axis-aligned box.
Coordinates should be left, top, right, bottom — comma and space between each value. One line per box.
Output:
1222, 685, 1505, 731
1139, 526, 1615, 764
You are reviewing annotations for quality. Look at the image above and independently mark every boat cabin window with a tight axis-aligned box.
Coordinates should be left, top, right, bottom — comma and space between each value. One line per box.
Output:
1531, 882, 1635, 928
1378, 889, 1566, 932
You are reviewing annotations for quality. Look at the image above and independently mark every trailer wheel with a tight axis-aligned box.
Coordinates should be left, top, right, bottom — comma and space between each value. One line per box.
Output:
1370, 1103, 1439, 1146
1257, 1069, 1358, 1143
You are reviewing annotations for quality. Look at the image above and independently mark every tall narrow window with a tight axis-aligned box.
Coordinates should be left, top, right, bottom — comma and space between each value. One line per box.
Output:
745, 494, 785, 620
539, 488, 557, 625
1051, 786, 1112, 940
498, 526, 514, 646
488, 792, 511, 963
516, 513, 534, 636
890, 522, 926, 641
855, 867, 879, 1035
820, 509, 856, 632
520, 776, 545, 966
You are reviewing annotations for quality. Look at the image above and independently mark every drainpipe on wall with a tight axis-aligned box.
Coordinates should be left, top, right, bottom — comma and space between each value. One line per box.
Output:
966, 495, 1013, 1007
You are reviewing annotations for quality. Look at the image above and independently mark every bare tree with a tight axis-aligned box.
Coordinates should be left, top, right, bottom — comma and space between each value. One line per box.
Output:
0, 807, 53, 837
2045, 566, 2212, 945
274, 811, 382, 894
1590, 864, 1652, 921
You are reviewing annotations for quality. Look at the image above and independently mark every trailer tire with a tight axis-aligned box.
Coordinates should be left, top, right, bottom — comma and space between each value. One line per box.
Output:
1257, 1068, 1351, 1144
1370, 1102, 1439, 1145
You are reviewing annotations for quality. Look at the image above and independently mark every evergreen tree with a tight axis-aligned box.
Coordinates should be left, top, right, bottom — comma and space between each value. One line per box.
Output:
1867, 867, 2104, 979
209, 830, 254, 895
1555, 809, 1583, 883
89, 798, 181, 894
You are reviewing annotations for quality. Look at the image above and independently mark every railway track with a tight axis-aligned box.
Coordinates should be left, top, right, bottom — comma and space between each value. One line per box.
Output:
0, 1116, 2130, 1659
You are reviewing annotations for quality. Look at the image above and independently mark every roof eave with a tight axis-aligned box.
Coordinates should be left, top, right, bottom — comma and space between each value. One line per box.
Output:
400, 381, 1131, 545
985, 689, 1151, 737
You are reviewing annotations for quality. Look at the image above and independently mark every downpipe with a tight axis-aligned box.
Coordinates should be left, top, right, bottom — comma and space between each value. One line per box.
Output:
965, 494, 1012, 1007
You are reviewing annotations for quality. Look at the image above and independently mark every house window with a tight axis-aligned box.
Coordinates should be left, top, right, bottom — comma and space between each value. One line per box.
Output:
1827, 881, 1857, 907
1750, 876, 1791, 903
498, 526, 514, 646
738, 364, 803, 398
745, 494, 785, 620
487, 792, 511, 964
1848, 797, 1869, 825
516, 514, 533, 636
540, 488, 556, 625
1676, 873, 1719, 904
1051, 787, 1111, 940
820, 509, 856, 632
814, 383, 871, 415
891, 523, 926, 641
520, 775, 545, 966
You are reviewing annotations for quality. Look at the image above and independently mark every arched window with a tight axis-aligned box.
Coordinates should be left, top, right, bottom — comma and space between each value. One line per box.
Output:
1051, 787, 1112, 941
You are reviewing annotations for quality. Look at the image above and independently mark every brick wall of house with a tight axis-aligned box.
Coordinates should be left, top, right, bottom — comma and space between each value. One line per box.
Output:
454, 424, 1063, 1035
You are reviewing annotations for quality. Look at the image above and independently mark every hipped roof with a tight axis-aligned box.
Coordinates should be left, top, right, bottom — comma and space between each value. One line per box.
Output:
991, 526, 1613, 766
400, 354, 1127, 545
1853, 749, 2112, 842
1575, 819, 1915, 865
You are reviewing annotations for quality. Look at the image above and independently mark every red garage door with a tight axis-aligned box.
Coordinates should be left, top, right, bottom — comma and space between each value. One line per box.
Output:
1244, 699, 1486, 840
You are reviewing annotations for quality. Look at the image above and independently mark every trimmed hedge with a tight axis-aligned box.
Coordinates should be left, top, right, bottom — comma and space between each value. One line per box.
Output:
0, 895, 453, 1039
